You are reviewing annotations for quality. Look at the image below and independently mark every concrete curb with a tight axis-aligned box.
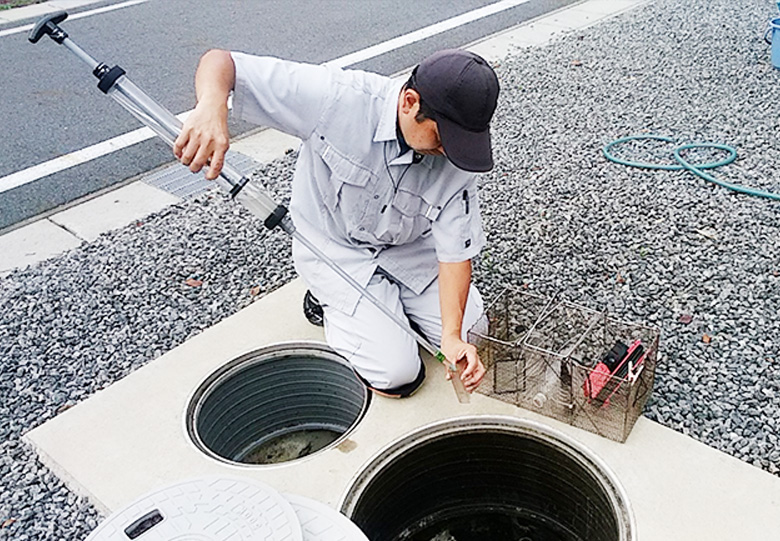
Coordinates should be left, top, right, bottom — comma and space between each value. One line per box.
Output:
0, 0, 101, 24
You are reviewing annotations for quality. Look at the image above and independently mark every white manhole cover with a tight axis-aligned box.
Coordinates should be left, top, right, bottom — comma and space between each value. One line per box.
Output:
85, 476, 302, 541
286, 494, 369, 541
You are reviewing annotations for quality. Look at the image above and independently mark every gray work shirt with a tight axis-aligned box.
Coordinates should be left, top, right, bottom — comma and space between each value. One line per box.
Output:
231, 52, 486, 315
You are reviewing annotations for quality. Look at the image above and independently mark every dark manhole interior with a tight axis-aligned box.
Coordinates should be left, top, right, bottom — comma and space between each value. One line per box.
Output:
187, 342, 369, 465
343, 420, 632, 541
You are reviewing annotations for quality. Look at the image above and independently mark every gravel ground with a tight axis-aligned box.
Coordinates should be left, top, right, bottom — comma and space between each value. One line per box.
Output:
2, 0, 780, 538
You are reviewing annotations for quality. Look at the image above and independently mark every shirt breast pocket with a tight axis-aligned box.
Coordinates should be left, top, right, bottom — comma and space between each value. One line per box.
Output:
320, 146, 374, 216
386, 188, 442, 245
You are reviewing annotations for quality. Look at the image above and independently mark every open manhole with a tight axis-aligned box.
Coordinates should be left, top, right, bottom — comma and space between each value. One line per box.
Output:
186, 341, 369, 465
341, 416, 635, 541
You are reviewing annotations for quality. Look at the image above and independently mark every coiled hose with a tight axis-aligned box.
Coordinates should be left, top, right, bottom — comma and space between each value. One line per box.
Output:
603, 135, 780, 201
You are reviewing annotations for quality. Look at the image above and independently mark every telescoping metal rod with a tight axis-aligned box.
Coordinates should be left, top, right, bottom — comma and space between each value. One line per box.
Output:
30, 11, 471, 403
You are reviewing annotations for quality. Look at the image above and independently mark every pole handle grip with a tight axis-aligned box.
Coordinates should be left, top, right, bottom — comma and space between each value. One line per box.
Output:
29, 10, 69, 43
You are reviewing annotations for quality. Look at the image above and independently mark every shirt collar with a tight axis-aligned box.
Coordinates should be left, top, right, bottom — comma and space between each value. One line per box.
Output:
374, 79, 405, 144
375, 79, 434, 169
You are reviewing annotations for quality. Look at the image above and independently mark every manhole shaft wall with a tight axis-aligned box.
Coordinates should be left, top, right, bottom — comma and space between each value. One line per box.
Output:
340, 416, 635, 541
186, 341, 370, 466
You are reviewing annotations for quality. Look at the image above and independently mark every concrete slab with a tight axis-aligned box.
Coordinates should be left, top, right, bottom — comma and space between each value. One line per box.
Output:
48, 0, 104, 10
543, 7, 611, 30
594, 419, 780, 540
578, 0, 651, 16
0, 0, 103, 24
545, 0, 651, 31
49, 182, 180, 242
26, 278, 780, 539
514, 21, 571, 44
468, 0, 651, 60
469, 22, 565, 60
231, 129, 301, 165
0, 3, 58, 23
0, 219, 81, 276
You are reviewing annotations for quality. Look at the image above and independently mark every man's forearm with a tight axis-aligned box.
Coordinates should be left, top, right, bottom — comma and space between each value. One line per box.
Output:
195, 49, 236, 107
438, 259, 485, 391
174, 49, 236, 179
438, 260, 472, 341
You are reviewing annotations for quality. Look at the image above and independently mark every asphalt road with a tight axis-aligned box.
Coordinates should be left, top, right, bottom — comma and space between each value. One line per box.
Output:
0, 0, 577, 231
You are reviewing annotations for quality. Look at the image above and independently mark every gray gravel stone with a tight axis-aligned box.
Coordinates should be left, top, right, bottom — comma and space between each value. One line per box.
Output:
2, 0, 779, 538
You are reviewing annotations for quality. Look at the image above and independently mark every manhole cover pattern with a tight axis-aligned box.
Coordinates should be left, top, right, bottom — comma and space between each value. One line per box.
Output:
85, 476, 302, 541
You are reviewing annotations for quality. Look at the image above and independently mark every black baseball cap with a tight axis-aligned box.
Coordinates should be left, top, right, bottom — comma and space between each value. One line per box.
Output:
412, 49, 500, 172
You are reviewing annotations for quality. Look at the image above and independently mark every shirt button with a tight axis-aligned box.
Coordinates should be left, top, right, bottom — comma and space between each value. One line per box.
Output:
373, 195, 379, 199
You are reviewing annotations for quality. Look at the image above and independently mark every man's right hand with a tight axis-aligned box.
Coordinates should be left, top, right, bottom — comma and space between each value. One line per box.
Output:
173, 49, 236, 181
173, 99, 230, 180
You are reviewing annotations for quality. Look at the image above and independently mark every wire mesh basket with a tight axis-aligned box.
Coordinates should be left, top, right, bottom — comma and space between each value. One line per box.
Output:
469, 287, 660, 443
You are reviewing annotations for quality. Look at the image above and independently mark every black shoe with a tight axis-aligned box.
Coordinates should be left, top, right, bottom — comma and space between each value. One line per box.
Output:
303, 290, 324, 326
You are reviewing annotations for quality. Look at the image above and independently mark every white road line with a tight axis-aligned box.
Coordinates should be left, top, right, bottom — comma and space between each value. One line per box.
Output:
0, 0, 529, 194
326, 0, 532, 68
0, 112, 193, 195
0, 129, 154, 195
0, 0, 150, 38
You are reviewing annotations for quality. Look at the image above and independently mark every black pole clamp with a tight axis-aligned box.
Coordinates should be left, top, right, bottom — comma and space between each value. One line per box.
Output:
228, 177, 249, 199
93, 64, 126, 94
263, 205, 288, 230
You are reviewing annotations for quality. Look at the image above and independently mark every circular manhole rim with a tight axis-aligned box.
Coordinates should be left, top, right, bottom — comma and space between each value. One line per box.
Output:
185, 340, 370, 467
339, 415, 636, 540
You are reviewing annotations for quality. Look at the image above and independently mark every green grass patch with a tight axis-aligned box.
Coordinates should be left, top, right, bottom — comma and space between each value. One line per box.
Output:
0, 0, 47, 11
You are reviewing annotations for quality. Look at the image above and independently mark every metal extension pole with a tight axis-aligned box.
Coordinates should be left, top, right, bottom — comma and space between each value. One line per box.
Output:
29, 11, 470, 402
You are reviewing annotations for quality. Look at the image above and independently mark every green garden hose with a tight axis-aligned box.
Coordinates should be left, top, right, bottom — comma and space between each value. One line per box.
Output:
603, 135, 780, 201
